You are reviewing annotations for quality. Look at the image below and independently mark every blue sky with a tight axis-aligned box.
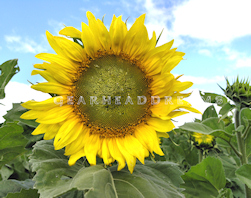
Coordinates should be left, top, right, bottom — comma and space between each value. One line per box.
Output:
1, 0, 251, 123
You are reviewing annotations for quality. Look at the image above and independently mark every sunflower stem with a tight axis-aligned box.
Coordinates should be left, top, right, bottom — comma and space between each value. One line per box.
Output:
227, 140, 242, 158
242, 123, 250, 140
198, 149, 203, 163
234, 108, 251, 198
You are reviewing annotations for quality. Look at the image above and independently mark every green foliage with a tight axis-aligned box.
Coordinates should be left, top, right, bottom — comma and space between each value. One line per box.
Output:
0, 59, 19, 99
200, 91, 228, 107
161, 130, 198, 171
0, 122, 28, 168
236, 164, 251, 189
181, 157, 226, 198
30, 140, 184, 198
0, 179, 34, 198
219, 102, 235, 116
0, 165, 14, 180
202, 105, 218, 120
180, 118, 234, 143
5, 188, 39, 198
4, 103, 38, 128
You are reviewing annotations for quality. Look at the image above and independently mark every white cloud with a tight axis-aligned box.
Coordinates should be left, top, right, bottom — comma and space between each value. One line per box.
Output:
172, 0, 251, 44
198, 49, 212, 57
0, 82, 50, 123
236, 57, 251, 68
223, 47, 251, 68
222, 47, 242, 61
5, 35, 48, 54
178, 75, 225, 85
143, 0, 184, 47
48, 20, 66, 35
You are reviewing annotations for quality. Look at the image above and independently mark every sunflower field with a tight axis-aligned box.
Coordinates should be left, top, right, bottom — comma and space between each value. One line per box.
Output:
0, 13, 251, 198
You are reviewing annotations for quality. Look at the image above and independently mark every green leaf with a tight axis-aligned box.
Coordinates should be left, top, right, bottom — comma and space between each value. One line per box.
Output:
9, 154, 33, 180
29, 140, 83, 198
0, 59, 19, 99
240, 108, 251, 123
161, 131, 198, 170
235, 164, 251, 189
200, 91, 228, 106
180, 122, 234, 142
56, 190, 84, 198
202, 117, 225, 130
202, 105, 218, 120
180, 122, 213, 134
219, 102, 235, 116
30, 140, 184, 198
3, 103, 38, 128
225, 123, 235, 134
0, 179, 34, 198
217, 188, 233, 198
236, 125, 245, 133
0, 122, 28, 168
217, 155, 238, 180
181, 156, 226, 198
5, 188, 39, 198
0, 165, 14, 180
240, 108, 251, 158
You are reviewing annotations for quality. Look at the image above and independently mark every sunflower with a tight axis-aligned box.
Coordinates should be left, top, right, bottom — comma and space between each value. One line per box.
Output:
192, 132, 215, 149
21, 11, 200, 173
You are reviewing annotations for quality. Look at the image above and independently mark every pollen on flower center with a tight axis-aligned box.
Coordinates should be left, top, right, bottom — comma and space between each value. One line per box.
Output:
71, 51, 152, 138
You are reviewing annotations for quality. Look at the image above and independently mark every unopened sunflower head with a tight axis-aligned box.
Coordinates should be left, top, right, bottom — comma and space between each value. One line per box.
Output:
20, 11, 200, 173
220, 77, 251, 108
191, 132, 215, 149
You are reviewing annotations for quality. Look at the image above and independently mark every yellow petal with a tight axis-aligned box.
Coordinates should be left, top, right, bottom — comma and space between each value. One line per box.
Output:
142, 39, 174, 64
31, 82, 70, 95
46, 31, 66, 57
65, 127, 90, 155
162, 56, 183, 73
41, 62, 75, 86
87, 11, 111, 50
116, 138, 136, 174
36, 105, 73, 124
102, 138, 114, 165
167, 111, 189, 119
31, 70, 57, 83
59, 26, 82, 38
35, 53, 77, 71
21, 96, 67, 110
31, 123, 49, 135
54, 36, 86, 62
123, 135, 146, 164
169, 80, 193, 93
68, 149, 86, 166
33, 63, 46, 69
122, 14, 148, 58
54, 117, 83, 149
156, 132, 169, 138
81, 22, 100, 58
20, 110, 42, 120
147, 118, 175, 132
43, 124, 61, 140
84, 134, 101, 165
109, 15, 127, 54
108, 138, 126, 171
135, 124, 164, 156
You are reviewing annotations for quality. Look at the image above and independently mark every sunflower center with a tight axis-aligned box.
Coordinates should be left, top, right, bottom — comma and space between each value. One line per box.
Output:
72, 53, 151, 138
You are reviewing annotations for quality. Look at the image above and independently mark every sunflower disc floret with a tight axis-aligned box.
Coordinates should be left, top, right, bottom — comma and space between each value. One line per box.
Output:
20, 11, 200, 173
